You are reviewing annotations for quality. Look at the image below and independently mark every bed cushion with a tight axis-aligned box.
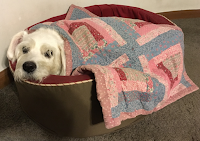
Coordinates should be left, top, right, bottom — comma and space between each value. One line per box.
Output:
9, 4, 199, 136
26, 4, 199, 129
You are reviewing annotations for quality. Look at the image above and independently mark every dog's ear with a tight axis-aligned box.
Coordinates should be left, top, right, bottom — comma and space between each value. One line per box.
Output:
7, 31, 28, 63
58, 45, 66, 76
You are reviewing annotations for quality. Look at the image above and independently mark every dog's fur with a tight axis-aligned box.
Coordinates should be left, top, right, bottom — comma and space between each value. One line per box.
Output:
7, 28, 66, 82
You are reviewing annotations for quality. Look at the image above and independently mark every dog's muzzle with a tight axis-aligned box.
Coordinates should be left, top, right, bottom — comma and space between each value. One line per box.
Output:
23, 61, 37, 73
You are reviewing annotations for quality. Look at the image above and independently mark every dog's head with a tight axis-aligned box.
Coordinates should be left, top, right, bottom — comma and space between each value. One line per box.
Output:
7, 28, 66, 82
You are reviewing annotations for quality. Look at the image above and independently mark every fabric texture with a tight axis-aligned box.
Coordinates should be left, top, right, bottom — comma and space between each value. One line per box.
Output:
29, 4, 199, 129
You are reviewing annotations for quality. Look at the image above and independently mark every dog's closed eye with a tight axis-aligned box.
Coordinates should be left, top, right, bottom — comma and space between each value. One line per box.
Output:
22, 46, 29, 54
44, 50, 53, 58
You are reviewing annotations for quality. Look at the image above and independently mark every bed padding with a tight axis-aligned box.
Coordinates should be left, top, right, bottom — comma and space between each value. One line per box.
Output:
9, 4, 198, 137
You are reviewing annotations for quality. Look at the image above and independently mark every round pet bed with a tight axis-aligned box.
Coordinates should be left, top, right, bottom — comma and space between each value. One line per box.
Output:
9, 4, 175, 137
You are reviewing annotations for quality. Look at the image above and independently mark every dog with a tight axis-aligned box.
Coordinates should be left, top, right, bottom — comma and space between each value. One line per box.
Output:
7, 28, 66, 82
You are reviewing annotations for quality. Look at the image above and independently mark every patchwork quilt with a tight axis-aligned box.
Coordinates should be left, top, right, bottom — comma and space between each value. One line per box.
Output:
30, 4, 199, 129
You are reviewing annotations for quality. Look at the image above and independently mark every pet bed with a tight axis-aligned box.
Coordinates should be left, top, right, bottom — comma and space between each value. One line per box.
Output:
9, 4, 199, 137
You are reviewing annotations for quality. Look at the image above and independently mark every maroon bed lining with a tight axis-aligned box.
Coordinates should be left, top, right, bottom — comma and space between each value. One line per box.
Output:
85, 4, 173, 25
27, 4, 173, 30
11, 4, 174, 84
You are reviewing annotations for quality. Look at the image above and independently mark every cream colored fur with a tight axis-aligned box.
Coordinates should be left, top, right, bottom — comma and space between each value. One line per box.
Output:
7, 28, 66, 82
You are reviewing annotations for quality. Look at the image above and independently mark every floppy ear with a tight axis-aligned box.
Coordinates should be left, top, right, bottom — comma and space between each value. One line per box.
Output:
58, 44, 66, 76
7, 31, 28, 63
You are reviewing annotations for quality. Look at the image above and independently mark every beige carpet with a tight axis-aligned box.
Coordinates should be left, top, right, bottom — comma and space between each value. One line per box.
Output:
0, 18, 200, 141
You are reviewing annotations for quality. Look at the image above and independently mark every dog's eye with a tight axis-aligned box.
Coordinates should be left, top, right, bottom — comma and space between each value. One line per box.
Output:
44, 50, 53, 58
22, 46, 29, 54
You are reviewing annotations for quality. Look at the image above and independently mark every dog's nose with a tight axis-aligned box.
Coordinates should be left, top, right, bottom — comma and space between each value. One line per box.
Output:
23, 61, 37, 73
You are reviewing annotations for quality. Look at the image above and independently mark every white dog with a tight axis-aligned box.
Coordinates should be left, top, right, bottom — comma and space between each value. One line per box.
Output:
7, 28, 66, 82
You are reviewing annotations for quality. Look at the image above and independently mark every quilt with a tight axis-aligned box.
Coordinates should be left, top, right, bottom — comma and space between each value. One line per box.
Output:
30, 4, 199, 129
